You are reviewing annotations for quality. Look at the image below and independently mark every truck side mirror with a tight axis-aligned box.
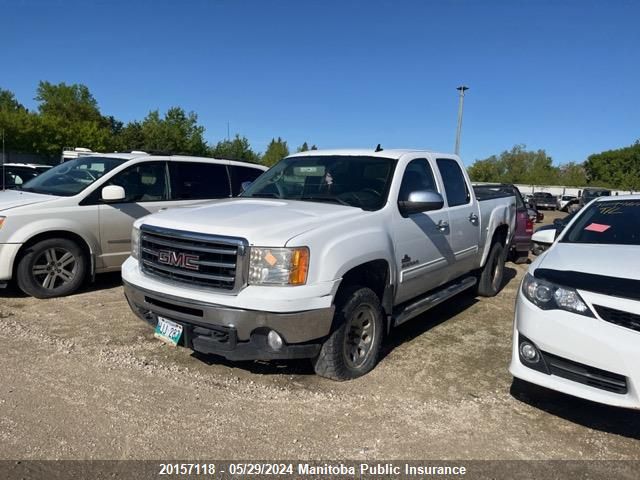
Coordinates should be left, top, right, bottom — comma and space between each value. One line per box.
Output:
101, 185, 126, 202
398, 190, 444, 216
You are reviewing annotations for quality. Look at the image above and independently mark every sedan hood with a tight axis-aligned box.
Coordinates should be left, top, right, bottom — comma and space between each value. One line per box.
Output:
141, 198, 364, 246
0, 189, 57, 212
535, 242, 640, 281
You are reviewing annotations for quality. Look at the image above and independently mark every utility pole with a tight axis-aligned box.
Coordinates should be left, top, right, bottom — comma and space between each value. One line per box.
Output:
1, 129, 5, 191
454, 85, 469, 156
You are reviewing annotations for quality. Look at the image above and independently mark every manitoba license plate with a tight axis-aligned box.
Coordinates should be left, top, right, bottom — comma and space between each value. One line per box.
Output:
154, 316, 183, 347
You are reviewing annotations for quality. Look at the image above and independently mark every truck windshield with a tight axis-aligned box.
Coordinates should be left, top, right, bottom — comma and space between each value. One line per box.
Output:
241, 155, 395, 211
20, 157, 127, 197
561, 200, 640, 246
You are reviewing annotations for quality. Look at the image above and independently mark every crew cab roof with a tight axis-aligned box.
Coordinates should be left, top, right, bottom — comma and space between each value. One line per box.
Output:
289, 148, 458, 160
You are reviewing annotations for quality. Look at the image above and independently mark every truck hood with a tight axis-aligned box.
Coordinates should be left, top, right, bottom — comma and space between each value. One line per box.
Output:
0, 189, 57, 212
141, 198, 365, 246
535, 242, 640, 281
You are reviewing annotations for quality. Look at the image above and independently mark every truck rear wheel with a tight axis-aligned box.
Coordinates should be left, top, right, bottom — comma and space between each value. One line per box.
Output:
476, 241, 505, 297
312, 286, 384, 381
16, 238, 87, 299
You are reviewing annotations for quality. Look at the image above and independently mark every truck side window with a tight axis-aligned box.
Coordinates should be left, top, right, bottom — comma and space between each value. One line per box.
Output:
105, 161, 169, 203
229, 165, 264, 196
398, 159, 438, 202
170, 162, 230, 200
436, 158, 470, 207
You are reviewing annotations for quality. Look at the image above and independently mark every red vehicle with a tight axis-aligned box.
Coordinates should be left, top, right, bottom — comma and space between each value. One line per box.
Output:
473, 184, 532, 263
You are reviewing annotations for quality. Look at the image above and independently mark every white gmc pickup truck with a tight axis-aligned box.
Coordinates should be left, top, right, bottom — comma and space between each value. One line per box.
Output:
122, 149, 516, 379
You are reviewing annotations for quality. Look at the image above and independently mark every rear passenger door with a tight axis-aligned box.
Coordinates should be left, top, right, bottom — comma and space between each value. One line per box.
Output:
169, 161, 231, 201
435, 158, 480, 277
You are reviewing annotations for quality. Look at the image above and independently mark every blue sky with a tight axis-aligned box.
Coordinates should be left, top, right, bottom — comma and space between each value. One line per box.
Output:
1, 0, 639, 165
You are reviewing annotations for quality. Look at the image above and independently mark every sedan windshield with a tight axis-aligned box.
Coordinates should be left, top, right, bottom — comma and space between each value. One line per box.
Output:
241, 155, 395, 211
20, 156, 127, 197
561, 200, 640, 245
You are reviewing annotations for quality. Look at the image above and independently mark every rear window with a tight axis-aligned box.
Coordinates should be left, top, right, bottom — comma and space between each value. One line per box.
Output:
561, 200, 640, 246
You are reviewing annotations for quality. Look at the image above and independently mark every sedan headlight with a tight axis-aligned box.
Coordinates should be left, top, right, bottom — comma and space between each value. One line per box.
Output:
249, 247, 309, 286
131, 226, 140, 260
522, 272, 593, 317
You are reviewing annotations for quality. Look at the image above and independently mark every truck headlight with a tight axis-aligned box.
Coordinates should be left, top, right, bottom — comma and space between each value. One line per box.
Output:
131, 226, 140, 260
248, 247, 309, 286
522, 273, 594, 317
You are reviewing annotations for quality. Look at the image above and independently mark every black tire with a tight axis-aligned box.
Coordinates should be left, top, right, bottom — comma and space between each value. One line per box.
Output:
16, 238, 87, 299
476, 241, 505, 297
312, 286, 384, 381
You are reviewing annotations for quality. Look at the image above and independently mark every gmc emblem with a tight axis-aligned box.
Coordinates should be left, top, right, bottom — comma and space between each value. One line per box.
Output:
157, 250, 200, 271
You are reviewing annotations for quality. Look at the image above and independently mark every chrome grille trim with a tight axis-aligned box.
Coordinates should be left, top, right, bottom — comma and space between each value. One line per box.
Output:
139, 224, 248, 292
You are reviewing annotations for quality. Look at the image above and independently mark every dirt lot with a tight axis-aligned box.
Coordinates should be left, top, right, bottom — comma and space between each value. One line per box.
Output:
1, 210, 639, 461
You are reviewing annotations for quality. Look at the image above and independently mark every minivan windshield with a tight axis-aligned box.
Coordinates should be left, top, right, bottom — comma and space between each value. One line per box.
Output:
561, 200, 640, 246
20, 156, 127, 197
241, 155, 395, 210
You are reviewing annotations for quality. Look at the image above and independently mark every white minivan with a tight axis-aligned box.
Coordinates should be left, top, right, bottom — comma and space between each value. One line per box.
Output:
0, 152, 266, 298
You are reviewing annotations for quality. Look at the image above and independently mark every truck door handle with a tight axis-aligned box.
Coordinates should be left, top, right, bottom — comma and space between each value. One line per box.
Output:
468, 213, 478, 223
436, 220, 449, 231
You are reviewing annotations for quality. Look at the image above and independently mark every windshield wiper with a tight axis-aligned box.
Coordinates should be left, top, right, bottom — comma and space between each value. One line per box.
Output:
298, 195, 352, 207
248, 192, 281, 198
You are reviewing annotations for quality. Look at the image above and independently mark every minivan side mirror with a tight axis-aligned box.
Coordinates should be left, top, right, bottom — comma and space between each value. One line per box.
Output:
398, 190, 444, 216
101, 185, 126, 202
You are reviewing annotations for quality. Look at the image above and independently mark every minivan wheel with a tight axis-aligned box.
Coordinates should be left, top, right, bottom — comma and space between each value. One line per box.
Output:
312, 286, 384, 381
16, 238, 87, 298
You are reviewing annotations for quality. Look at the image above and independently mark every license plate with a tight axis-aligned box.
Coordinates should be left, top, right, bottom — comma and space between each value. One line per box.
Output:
154, 316, 183, 347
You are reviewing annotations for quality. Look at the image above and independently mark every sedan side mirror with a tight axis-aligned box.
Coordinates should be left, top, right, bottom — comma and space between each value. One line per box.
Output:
240, 181, 252, 193
398, 190, 444, 216
101, 185, 126, 202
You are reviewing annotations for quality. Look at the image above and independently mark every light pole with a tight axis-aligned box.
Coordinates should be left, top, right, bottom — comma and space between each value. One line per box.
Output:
454, 85, 469, 156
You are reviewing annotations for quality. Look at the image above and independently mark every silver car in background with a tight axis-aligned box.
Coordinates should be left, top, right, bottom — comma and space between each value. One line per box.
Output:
0, 153, 266, 298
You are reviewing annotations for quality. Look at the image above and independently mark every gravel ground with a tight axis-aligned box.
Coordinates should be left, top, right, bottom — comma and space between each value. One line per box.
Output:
1, 210, 639, 461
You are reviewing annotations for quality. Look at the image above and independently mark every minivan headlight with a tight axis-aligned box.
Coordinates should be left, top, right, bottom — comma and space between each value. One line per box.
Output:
522, 273, 594, 317
249, 247, 309, 285
131, 226, 140, 260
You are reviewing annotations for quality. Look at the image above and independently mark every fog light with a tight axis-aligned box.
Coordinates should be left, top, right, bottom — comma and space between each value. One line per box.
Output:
520, 342, 539, 363
267, 330, 283, 350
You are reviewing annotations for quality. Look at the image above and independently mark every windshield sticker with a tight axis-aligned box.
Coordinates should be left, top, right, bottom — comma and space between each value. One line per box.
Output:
584, 223, 611, 233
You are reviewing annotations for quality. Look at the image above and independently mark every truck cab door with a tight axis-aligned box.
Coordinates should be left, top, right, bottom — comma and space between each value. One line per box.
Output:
435, 158, 480, 277
392, 158, 453, 305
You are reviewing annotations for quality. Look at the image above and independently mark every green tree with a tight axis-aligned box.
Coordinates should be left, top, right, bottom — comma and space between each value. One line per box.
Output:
468, 144, 558, 184
137, 107, 208, 155
297, 142, 309, 152
0, 89, 24, 112
262, 137, 289, 166
584, 143, 640, 190
210, 134, 260, 163
557, 162, 587, 187
35, 81, 105, 125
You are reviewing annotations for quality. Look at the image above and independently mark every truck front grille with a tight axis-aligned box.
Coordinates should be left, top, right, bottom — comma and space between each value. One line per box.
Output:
139, 224, 247, 292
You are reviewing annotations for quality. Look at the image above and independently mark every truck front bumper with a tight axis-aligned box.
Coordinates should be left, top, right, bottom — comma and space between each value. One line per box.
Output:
123, 281, 335, 361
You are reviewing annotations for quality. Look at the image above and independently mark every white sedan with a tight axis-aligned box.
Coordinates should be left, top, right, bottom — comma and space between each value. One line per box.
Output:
509, 195, 640, 409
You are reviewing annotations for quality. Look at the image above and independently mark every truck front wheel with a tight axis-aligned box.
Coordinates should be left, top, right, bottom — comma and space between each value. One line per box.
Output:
312, 286, 384, 381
